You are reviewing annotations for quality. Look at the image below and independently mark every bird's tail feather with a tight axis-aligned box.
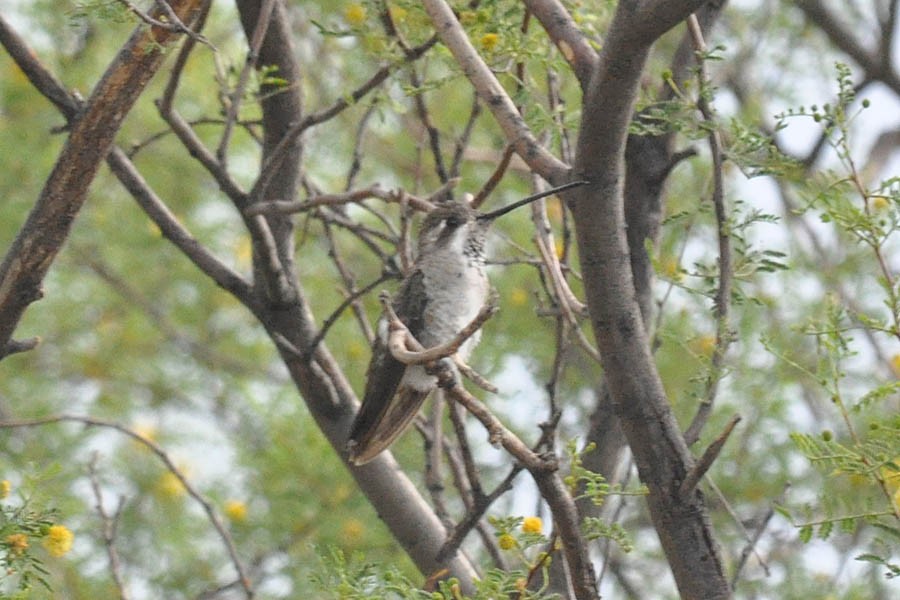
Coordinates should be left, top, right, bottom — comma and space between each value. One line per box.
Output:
347, 387, 430, 465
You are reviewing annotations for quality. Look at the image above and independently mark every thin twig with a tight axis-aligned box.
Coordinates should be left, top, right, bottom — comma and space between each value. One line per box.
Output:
252, 35, 440, 205
680, 414, 741, 498
422, 391, 454, 530
0, 415, 254, 598
304, 272, 392, 359
380, 292, 499, 365
245, 185, 435, 216
159, 0, 214, 112
88, 454, 130, 600
437, 456, 523, 562
730, 500, 777, 587
421, 0, 569, 182
116, 0, 212, 46
471, 145, 515, 209
683, 14, 734, 447
217, 0, 277, 163
450, 95, 482, 179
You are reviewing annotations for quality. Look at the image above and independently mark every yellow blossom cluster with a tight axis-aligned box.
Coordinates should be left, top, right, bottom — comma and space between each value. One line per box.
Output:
344, 4, 367, 26
522, 516, 543, 534
43, 525, 74, 558
5, 533, 28, 555
498, 533, 516, 550
224, 499, 248, 523
480, 33, 500, 52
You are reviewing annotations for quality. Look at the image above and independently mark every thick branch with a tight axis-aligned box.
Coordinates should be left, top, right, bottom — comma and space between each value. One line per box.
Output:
421, 0, 570, 182
0, 0, 205, 357
232, 2, 480, 592
522, 0, 599, 89
796, 0, 900, 95
570, 2, 731, 599
0, 13, 255, 309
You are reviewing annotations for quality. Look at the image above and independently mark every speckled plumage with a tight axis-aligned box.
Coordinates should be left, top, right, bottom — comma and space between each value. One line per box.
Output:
346, 182, 587, 465
347, 203, 491, 465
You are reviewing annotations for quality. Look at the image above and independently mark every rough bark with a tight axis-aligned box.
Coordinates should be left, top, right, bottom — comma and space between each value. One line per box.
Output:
232, 1, 480, 591
581, 0, 726, 500
569, 2, 731, 598
0, 0, 205, 358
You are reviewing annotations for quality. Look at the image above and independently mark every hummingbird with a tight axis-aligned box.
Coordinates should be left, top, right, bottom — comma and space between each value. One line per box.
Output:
346, 181, 586, 465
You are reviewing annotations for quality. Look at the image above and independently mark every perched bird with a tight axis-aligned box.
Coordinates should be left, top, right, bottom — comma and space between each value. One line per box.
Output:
346, 181, 585, 465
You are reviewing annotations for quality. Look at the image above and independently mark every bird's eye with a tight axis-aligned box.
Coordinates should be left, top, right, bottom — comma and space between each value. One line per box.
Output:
445, 214, 463, 228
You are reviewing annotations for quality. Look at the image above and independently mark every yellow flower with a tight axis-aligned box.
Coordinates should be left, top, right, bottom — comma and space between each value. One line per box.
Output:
660, 256, 682, 281
891, 354, 900, 377
0, 479, 10, 499
522, 516, 543, 534
5, 533, 28, 555
43, 525, 73, 557
509, 287, 529, 307
388, 4, 407, 22
156, 471, 186, 499
147, 220, 162, 237
480, 33, 500, 52
346, 341, 367, 360
224, 500, 248, 523
344, 4, 367, 26
340, 518, 365, 544
871, 196, 890, 211
498, 533, 516, 550
690, 335, 717, 357
130, 423, 158, 452
546, 198, 564, 222
881, 459, 900, 491
235, 236, 253, 270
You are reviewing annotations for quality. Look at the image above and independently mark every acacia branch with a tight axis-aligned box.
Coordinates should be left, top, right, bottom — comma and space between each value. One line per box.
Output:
0, 10, 256, 311
88, 454, 130, 600
379, 293, 598, 599
421, 0, 569, 183
0, 415, 253, 598
522, 0, 599, 89
683, 13, 734, 447
0, 0, 205, 359
381, 292, 498, 366
569, 2, 731, 599
244, 185, 436, 216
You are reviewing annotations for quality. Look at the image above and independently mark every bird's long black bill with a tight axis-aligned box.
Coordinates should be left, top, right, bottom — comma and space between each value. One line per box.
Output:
476, 180, 589, 221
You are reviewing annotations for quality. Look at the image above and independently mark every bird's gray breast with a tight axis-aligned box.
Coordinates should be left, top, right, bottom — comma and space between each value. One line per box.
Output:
417, 249, 488, 360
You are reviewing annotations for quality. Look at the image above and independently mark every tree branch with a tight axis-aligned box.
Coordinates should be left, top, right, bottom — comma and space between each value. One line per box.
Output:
569, 2, 731, 598
0, 415, 253, 597
0, 0, 205, 358
522, 0, 599, 89
421, 0, 570, 183
682, 13, 734, 447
